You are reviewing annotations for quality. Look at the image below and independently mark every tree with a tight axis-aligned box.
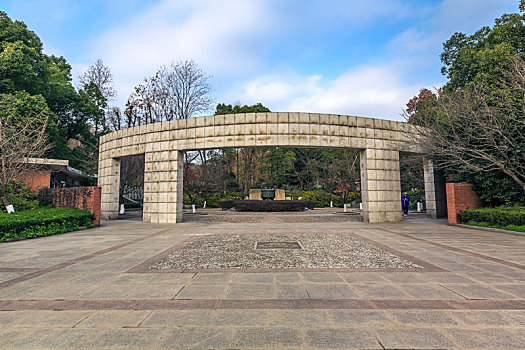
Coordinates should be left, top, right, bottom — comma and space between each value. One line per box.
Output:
440, 5, 525, 90
0, 92, 52, 199
126, 60, 213, 123
407, 3, 525, 205
413, 56, 525, 197
0, 11, 49, 96
78, 59, 116, 136
215, 102, 270, 115
78, 59, 116, 105
0, 12, 104, 175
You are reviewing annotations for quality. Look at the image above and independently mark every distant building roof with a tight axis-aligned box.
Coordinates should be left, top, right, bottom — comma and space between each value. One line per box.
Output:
25, 158, 95, 179
26, 158, 69, 166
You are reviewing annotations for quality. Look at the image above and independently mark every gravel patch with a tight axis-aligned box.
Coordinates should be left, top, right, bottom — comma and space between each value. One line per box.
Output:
151, 233, 422, 270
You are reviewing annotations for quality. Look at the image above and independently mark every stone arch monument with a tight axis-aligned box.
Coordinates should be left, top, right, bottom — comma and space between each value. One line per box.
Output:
98, 112, 446, 223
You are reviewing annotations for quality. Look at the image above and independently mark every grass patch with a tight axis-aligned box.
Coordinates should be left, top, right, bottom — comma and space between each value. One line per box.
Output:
0, 207, 94, 242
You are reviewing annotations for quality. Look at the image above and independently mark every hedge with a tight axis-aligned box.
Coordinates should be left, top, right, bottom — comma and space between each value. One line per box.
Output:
0, 207, 94, 242
457, 207, 525, 227
220, 200, 315, 212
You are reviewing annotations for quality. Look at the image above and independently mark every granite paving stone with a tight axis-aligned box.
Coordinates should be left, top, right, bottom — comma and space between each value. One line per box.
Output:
159, 327, 233, 349
444, 328, 525, 349
76, 310, 151, 328
1, 216, 525, 349
329, 310, 395, 326
79, 328, 166, 349
10, 328, 97, 349
389, 310, 459, 325
374, 328, 457, 349
306, 328, 381, 349
230, 327, 303, 348
141, 310, 211, 327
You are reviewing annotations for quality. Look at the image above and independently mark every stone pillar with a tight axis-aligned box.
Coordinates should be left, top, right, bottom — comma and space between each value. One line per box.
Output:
143, 150, 184, 224
360, 149, 401, 223
423, 158, 447, 218
99, 157, 120, 220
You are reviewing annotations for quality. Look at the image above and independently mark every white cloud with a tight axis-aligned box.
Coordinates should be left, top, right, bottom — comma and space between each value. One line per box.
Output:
77, 0, 515, 116
231, 62, 436, 121
85, 0, 276, 105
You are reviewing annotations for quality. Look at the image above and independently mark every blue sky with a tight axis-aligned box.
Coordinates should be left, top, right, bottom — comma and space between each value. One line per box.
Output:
1, 0, 520, 120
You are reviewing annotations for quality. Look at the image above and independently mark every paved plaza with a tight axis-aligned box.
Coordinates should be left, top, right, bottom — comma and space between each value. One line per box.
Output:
1, 213, 524, 349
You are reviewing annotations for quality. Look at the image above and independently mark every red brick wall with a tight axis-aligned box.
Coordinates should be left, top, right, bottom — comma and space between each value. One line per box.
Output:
17, 169, 51, 192
446, 183, 483, 225
50, 186, 101, 226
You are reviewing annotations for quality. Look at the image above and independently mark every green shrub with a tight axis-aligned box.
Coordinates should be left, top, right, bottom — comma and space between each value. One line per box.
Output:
223, 200, 315, 212
184, 191, 243, 207
457, 206, 525, 227
1, 180, 38, 212
37, 188, 52, 206
219, 200, 235, 210
0, 207, 94, 242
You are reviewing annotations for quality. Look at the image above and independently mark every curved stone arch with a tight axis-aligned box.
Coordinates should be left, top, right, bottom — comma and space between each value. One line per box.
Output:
98, 112, 439, 223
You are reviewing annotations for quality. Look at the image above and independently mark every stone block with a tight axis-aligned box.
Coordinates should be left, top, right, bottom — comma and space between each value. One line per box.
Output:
224, 125, 235, 136
289, 123, 299, 134
338, 136, 349, 148
234, 114, 246, 124
320, 125, 330, 135
288, 135, 301, 146
224, 114, 234, 125
329, 114, 339, 125
277, 112, 288, 123
267, 135, 279, 146
356, 117, 366, 127
195, 116, 205, 127
255, 113, 267, 123
245, 135, 256, 146
204, 137, 216, 149
256, 123, 267, 134
195, 127, 205, 138
195, 138, 205, 149
309, 113, 320, 124
309, 135, 321, 147
245, 113, 256, 123
234, 124, 245, 135
255, 135, 268, 146
277, 123, 289, 134
224, 136, 235, 148
319, 136, 331, 147
266, 112, 278, 123
299, 124, 309, 135
204, 126, 214, 137
185, 139, 196, 150
299, 113, 310, 124
214, 114, 225, 125
267, 124, 278, 134
245, 124, 256, 135
289, 112, 299, 123
298, 135, 309, 146
234, 135, 246, 147
386, 211, 401, 222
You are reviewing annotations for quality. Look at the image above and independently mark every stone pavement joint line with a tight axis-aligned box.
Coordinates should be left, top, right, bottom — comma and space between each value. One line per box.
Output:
1, 299, 525, 311
381, 228, 525, 271
0, 227, 173, 289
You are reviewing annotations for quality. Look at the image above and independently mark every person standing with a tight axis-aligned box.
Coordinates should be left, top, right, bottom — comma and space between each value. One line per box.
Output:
401, 192, 410, 217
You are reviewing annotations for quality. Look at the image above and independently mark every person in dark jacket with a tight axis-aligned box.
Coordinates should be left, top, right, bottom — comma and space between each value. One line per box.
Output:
401, 192, 410, 216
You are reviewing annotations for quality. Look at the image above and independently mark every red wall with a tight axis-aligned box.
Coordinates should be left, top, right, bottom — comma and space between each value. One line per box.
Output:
17, 169, 51, 192
50, 186, 101, 226
446, 183, 483, 225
